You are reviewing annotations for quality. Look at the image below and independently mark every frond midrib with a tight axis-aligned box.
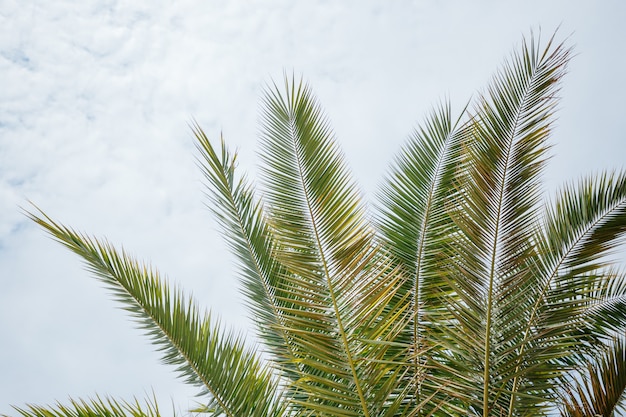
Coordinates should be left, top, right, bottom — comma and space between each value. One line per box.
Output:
411, 119, 457, 408
288, 114, 371, 417
508, 187, 626, 412
200, 130, 303, 380
482, 49, 541, 417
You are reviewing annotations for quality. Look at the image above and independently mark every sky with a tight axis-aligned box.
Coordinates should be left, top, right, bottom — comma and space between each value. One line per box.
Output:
1, 0, 625, 415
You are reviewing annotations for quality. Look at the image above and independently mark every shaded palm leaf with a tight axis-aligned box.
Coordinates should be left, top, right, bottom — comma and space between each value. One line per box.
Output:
560, 336, 626, 417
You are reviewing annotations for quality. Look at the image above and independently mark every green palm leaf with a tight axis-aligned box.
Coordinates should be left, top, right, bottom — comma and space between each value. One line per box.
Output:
427, 33, 572, 415
8, 395, 163, 417
377, 101, 472, 414
194, 125, 303, 382
257, 76, 409, 416
25, 210, 284, 417
539, 172, 626, 340
508, 171, 626, 409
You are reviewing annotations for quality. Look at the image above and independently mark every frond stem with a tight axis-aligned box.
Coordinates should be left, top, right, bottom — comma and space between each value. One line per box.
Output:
483, 70, 528, 417
289, 116, 371, 417
507, 193, 626, 415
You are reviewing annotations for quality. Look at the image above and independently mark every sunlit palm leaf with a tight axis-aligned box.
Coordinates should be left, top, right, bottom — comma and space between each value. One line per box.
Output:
437, 32, 572, 415
258, 77, 408, 416
26, 210, 284, 417
194, 125, 303, 382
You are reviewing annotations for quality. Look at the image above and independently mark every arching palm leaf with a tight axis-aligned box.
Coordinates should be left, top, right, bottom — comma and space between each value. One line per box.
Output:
377, 102, 472, 415
194, 126, 302, 382
25, 210, 285, 417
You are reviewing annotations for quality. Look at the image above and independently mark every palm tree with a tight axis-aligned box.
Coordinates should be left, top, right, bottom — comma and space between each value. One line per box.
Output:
8, 31, 626, 417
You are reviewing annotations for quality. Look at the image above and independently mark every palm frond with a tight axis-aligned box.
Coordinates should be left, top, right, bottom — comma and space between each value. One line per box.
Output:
559, 336, 626, 417
492, 168, 626, 416
25, 209, 285, 417
376, 101, 471, 414
439, 32, 572, 415
193, 124, 303, 382
541, 172, 626, 276
8, 395, 163, 417
516, 171, 626, 373
257, 76, 408, 416
377, 100, 463, 273
540, 171, 626, 290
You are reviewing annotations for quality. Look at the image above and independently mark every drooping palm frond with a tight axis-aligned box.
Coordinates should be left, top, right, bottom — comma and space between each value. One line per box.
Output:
25, 210, 285, 417
537, 172, 626, 340
496, 171, 626, 415
559, 336, 626, 417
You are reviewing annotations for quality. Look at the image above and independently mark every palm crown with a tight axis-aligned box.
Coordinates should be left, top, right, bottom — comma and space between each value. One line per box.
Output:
11, 32, 626, 417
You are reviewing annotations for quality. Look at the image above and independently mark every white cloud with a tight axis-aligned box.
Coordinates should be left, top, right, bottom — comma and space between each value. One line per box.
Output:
1, 0, 625, 414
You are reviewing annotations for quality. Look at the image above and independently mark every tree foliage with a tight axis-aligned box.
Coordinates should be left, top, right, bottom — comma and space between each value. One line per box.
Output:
8, 32, 626, 417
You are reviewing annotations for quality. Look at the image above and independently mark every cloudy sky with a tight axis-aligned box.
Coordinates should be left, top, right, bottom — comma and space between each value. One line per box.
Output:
1, 0, 625, 414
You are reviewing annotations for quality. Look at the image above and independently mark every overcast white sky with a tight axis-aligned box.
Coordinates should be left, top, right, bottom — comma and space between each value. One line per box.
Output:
1, 1, 625, 415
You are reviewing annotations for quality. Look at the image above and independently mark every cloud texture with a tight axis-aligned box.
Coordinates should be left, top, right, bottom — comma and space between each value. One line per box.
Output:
1, 0, 625, 414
